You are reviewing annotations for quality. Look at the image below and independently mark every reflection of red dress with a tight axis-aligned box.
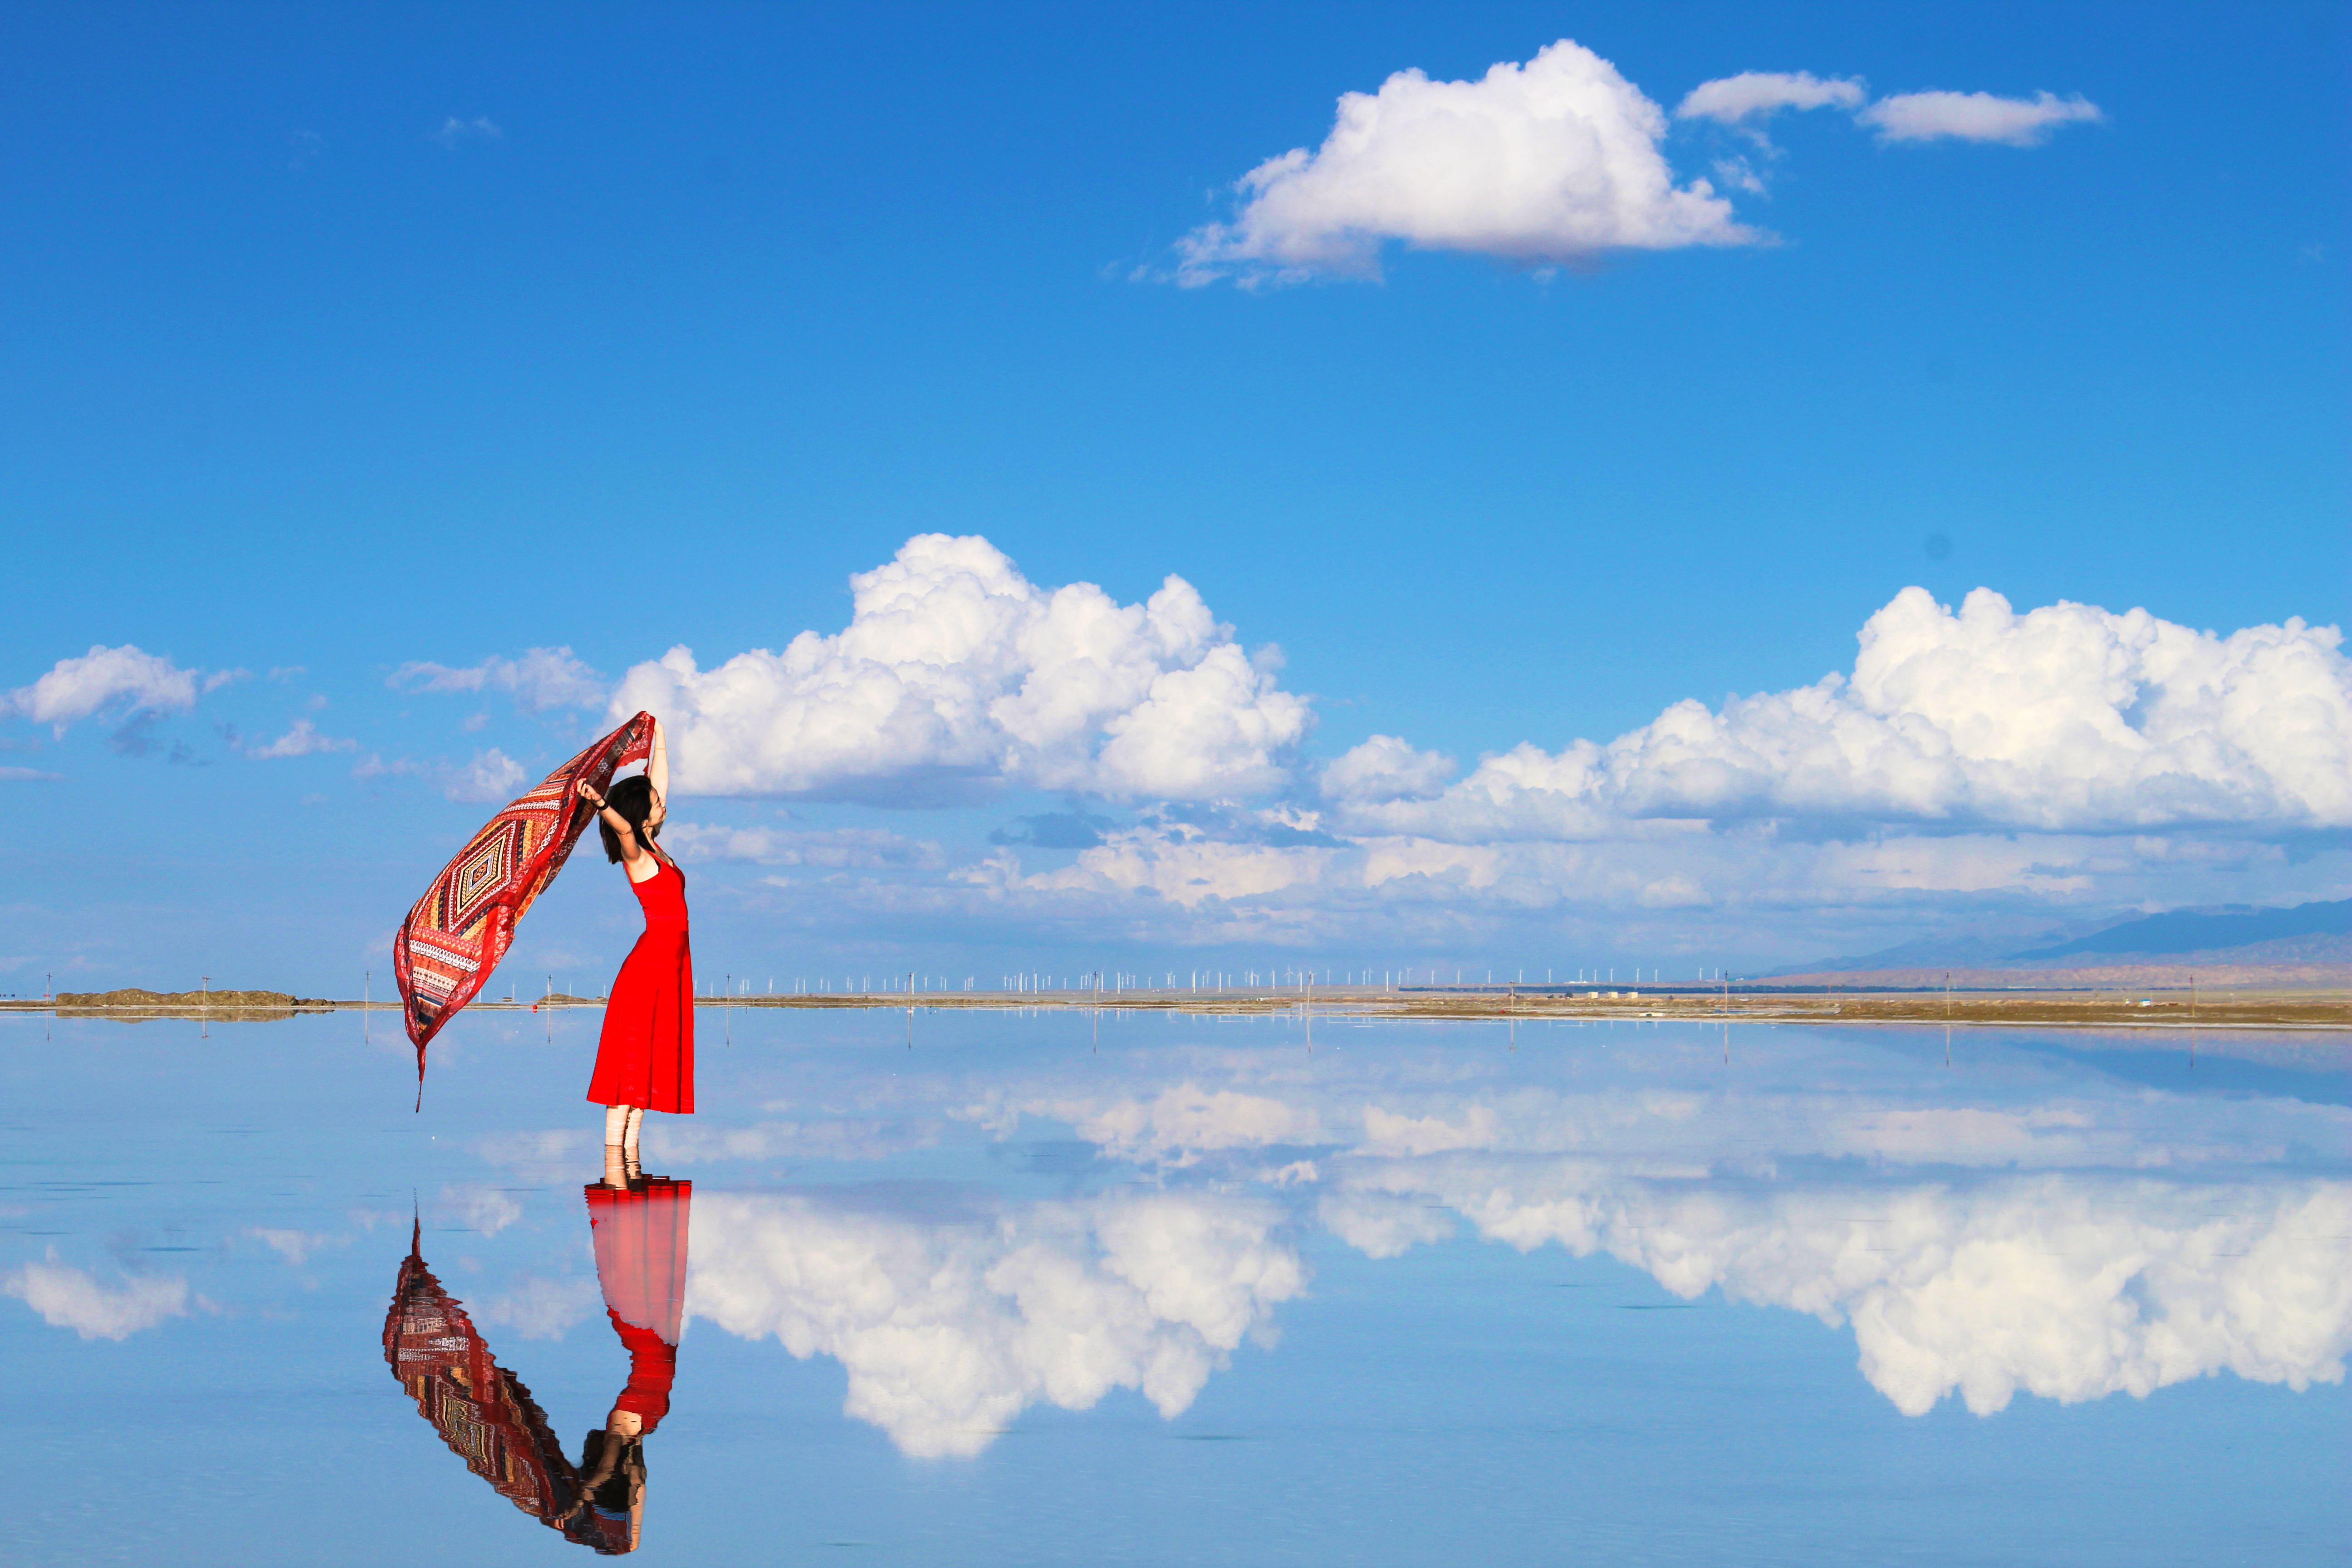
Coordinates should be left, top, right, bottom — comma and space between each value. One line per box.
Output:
585, 1178, 691, 1434
587, 859, 693, 1113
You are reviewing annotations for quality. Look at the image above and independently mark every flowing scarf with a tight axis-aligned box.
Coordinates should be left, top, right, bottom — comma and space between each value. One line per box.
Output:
394, 712, 656, 1095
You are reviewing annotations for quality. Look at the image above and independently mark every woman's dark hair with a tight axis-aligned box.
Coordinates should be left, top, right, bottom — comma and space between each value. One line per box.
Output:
579, 1429, 643, 1514
596, 774, 662, 864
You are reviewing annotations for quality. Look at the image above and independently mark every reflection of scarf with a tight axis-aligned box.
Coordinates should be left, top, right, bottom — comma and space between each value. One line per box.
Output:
393, 712, 655, 1092
384, 1225, 582, 1528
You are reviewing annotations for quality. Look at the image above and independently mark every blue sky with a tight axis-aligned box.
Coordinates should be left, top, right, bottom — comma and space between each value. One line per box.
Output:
0, 2, 2344, 994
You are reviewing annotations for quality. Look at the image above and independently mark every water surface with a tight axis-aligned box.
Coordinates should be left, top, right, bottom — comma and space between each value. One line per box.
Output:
4, 1005, 2345, 1564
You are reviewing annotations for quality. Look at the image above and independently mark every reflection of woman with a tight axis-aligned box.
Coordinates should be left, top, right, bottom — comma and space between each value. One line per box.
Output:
575, 1175, 693, 1553
383, 1176, 692, 1556
574, 720, 693, 1187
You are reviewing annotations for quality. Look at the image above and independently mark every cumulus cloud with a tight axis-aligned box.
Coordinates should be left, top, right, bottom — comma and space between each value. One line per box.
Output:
543, 568, 2339, 951
1325, 588, 2352, 838
1674, 71, 1867, 126
1176, 39, 1754, 286
3, 645, 227, 731
687, 1190, 1306, 1457
994, 1048, 2350, 1418
1365, 1161, 2352, 1417
2, 1254, 189, 1340
392, 646, 605, 712
612, 535, 1310, 803
1858, 90, 2104, 146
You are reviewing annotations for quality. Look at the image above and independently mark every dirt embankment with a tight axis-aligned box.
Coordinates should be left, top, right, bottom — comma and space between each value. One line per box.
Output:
27, 988, 338, 1020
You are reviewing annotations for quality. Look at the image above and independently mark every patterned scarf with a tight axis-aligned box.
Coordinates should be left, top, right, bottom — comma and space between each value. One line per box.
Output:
394, 712, 656, 1096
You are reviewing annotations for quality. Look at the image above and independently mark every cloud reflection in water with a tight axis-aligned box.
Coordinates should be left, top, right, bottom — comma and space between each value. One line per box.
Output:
686, 1189, 1304, 1457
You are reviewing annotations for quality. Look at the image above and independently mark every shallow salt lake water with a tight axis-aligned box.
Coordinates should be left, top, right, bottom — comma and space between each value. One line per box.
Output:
3, 1004, 2345, 1565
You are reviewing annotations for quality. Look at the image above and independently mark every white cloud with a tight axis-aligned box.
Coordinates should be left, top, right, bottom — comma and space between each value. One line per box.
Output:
4, 644, 213, 730
1379, 1161, 2351, 1418
441, 749, 527, 804
478, 1273, 602, 1340
1326, 588, 2352, 838
688, 1190, 1306, 1457
662, 823, 944, 871
612, 534, 1310, 803
2, 1255, 189, 1340
1044, 1084, 1323, 1164
986, 1046, 2350, 1420
1318, 734, 1455, 802
247, 719, 357, 759
1317, 1190, 1455, 1259
1858, 90, 2104, 147
392, 646, 605, 711
1674, 71, 1867, 125
1176, 39, 1755, 286
246, 1228, 342, 1267
438, 1183, 524, 1236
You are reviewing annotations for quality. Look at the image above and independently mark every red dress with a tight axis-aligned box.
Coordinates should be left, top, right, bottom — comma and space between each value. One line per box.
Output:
584, 1177, 691, 1433
586, 858, 694, 1113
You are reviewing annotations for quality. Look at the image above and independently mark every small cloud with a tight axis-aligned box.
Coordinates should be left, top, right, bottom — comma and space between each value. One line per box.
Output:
438, 1184, 523, 1236
267, 666, 307, 681
1675, 71, 1867, 126
432, 115, 504, 148
247, 719, 358, 760
391, 647, 605, 712
990, 810, 1115, 850
477, 1273, 600, 1340
664, 822, 946, 869
246, 1228, 343, 1267
355, 748, 528, 802
4, 644, 211, 731
443, 749, 527, 804
2, 1254, 189, 1340
0, 766, 62, 781
1858, 90, 2103, 147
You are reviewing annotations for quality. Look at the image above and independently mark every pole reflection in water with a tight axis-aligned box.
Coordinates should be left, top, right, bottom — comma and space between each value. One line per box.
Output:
382, 1176, 693, 1555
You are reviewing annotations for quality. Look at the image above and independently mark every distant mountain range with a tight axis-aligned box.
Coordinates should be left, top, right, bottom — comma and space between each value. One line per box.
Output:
1778, 898, 2352, 977
2009, 898, 2352, 959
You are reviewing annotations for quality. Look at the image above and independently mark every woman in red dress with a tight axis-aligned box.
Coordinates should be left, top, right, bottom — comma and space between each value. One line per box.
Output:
577, 722, 692, 1185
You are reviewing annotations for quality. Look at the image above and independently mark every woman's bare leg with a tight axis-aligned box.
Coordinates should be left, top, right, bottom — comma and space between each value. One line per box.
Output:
622, 1107, 645, 1176
603, 1104, 633, 1187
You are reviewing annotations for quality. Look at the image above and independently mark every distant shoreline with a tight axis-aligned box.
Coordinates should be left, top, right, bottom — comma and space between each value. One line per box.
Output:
5, 985, 2347, 1032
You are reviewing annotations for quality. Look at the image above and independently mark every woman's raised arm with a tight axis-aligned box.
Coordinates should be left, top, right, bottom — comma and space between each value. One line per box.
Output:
648, 717, 668, 804
578, 784, 646, 864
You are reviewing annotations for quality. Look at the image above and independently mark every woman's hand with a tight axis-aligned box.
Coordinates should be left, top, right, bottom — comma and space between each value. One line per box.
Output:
579, 785, 606, 812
